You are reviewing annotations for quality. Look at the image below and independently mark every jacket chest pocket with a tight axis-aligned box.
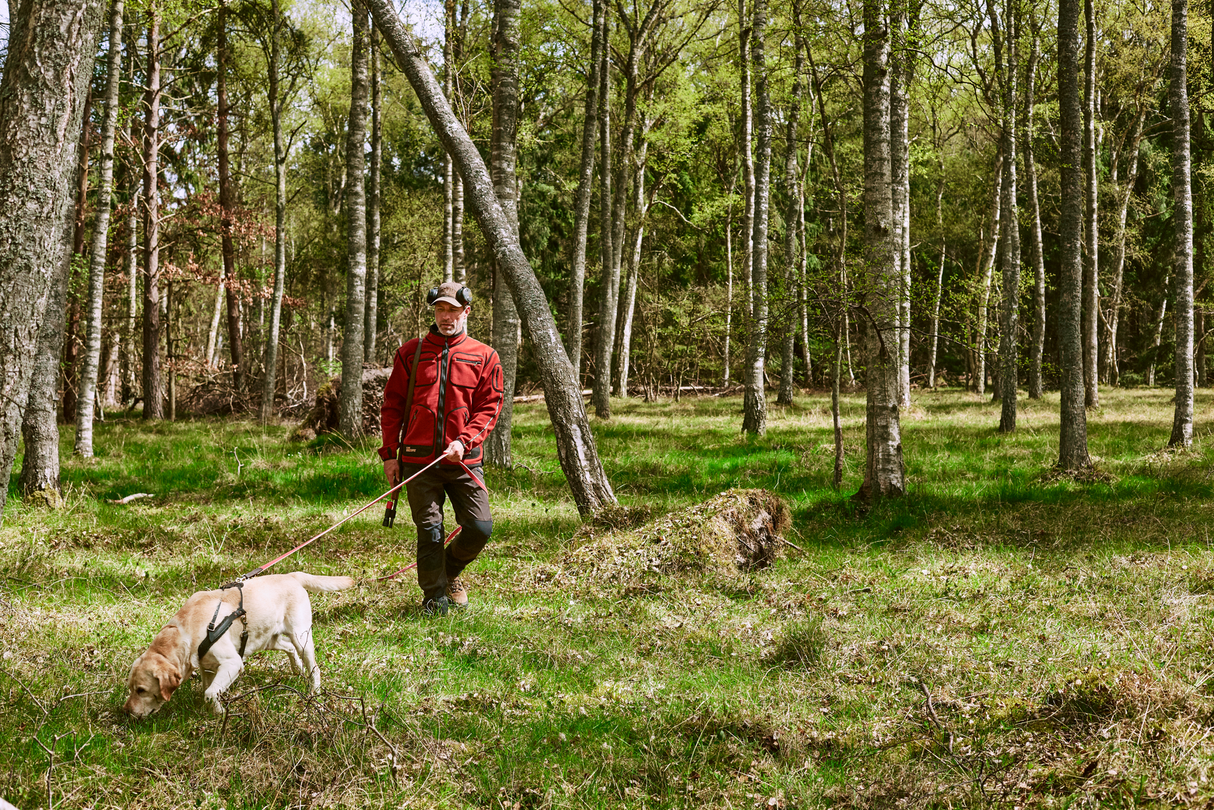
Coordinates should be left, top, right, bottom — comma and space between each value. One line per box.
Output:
449, 354, 483, 389
413, 353, 439, 386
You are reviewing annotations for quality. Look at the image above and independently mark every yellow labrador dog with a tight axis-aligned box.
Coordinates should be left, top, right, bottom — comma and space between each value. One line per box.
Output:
124, 572, 355, 717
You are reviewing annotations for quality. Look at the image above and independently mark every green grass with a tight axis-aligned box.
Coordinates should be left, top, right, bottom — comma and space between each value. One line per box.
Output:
4, 387, 1214, 808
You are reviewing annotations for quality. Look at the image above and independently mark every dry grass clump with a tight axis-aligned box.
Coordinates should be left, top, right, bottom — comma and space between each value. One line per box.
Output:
561, 489, 790, 593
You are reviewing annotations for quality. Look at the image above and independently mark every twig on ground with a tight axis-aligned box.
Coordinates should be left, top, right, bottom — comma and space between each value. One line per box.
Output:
107, 493, 154, 505
0, 664, 49, 716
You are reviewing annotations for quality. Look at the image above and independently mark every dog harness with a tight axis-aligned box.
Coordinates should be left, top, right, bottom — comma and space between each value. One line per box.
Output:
196, 582, 249, 661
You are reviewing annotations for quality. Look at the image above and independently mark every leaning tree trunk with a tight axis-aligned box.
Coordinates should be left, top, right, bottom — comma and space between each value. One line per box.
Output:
1025, 25, 1047, 399
742, 0, 771, 436
123, 158, 139, 407
973, 156, 1002, 396
142, 1, 164, 421
928, 157, 945, 389
0, 0, 103, 518
364, 22, 382, 365
260, 0, 288, 423
857, 0, 905, 501
217, 0, 245, 392
1169, 0, 1193, 448
366, 0, 616, 517
75, 0, 124, 457
339, 0, 369, 439
1057, 0, 1091, 470
485, 0, 522, 469
566, 0, 604, 377
616, 135, 650, 398
1082, 0, 1099, 408
1147, 283, 1170, 387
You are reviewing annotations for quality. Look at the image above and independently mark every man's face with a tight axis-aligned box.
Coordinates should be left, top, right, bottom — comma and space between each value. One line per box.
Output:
435, 301, 470, 336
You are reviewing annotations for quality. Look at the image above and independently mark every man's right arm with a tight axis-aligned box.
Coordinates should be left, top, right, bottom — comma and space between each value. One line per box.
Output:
379, 342, 413, 463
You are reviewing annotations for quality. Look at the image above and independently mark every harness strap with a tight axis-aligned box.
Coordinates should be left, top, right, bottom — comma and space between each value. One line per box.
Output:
197, 582, 249, 662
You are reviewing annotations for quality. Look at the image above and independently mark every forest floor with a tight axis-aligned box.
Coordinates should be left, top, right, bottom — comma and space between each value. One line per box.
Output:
3, 386, 1214, 809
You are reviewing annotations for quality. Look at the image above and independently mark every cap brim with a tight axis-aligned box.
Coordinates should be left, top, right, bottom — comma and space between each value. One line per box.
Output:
433, 296, 463, 307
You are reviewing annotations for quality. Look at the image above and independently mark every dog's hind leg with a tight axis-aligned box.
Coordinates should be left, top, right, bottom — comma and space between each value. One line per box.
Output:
271, 634, 305, 675
291, 628, 321, 692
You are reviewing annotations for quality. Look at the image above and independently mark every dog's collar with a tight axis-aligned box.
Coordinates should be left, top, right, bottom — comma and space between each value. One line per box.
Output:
197, 582, 249, 662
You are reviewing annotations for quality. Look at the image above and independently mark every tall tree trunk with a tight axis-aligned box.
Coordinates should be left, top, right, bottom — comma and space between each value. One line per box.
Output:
443, 0, 456, 283
616, 136, 649, 399
0, 0, 103, 518
974, 155, 1002, 396
1147, 284, 1169, 386
339, 0, 369, 438
142, 2, 163, 421
62, 88, 90, 424
742, 0, 771, 435
1168, 0, 1193, 447
260, 0, 288, 423
123, 162, 139, 407
485, 0, 521, 468
75, 0, 124, 457
367, 0, 617, 517
857, 0, 904, 500
218, 0, 244, 391
364, 22, 382, 365
566, 0, 604, 378
928, 156, 945, 388
1025, 23, 1047, 399
739, 0, 754, 322
592, 10, 615, 418
995, 0, 1020, 432
724, 191, 734, 386
777, 0, 804, 407
1082, 0, 1099, 407
20, 230, 73, 503
1057, 0, 1091, 470
1103, 107, 1145, 387
890, 0, 916, 409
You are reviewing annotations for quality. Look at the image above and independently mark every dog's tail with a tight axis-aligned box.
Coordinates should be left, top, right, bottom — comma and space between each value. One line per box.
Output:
287, 572, 357, 593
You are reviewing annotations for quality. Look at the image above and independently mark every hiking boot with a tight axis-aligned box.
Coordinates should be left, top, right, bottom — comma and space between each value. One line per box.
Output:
445, 577, 468, 607
421, 595, 451, 616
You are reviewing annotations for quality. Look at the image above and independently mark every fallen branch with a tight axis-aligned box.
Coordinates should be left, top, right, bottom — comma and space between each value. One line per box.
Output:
107, 493, 154, 505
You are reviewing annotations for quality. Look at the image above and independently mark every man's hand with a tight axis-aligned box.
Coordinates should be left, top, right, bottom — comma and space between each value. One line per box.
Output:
443, 440, 465, 461
383, 458, 400, 487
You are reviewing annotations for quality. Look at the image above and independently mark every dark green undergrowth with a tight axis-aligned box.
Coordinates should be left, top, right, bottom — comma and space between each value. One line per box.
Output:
4, 387, 1214, 808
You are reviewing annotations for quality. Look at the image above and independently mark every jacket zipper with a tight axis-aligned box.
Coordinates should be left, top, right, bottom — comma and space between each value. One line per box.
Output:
434, 338, 450, 457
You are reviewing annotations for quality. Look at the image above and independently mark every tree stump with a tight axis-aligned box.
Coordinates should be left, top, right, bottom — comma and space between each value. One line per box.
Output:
300, 367, 391, 436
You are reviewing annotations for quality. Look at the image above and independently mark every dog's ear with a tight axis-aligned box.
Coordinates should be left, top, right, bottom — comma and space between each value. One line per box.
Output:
156, 664, 183, 702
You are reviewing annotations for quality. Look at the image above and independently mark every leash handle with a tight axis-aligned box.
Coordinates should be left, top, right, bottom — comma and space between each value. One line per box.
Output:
383, 448, 403, 528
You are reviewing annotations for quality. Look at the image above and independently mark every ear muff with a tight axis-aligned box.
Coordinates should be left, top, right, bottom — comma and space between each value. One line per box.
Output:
426, 286, 473, 307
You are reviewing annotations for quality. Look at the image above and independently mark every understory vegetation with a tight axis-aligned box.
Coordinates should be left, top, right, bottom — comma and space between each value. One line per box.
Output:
4, 388, 1214, 808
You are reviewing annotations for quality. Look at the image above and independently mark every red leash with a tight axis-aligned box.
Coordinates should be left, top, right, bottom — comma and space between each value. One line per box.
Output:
376, 460, 488, 582
237, 457, 490, 583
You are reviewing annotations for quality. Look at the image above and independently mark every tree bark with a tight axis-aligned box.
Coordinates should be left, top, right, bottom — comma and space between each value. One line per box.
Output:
485, 0, 521, 469
566, 0, 604, 378
1082, 0, 1099, 408
742, 0, 771, 435
973, 155, 1002, 396
891, 0, 916, 410
1058, 0, 1091, 470
218, 0, 245, 392
1147, 283, 1169, 386
1103, 107, 1145, 387
617, 136, 649, 399
142, 2, 164, 421
1168, 0, 1193, 447
364, 22, 382, 366
0, 0, 103, 518
592, 10, 615, 418
75, 0, 124, 457
366, 0, 617, 517
1024, 24, 1047, 399
857, 0, 904, 500
123, 161, 139, 407
995, 0, 1020, 432
777, 0, 804, 407
739, 0, 754, 322
260, 0, 289, 423
339, 0, 369, 438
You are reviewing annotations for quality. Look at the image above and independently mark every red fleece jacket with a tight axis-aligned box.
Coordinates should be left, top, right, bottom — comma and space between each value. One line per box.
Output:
378, 327, 504, 466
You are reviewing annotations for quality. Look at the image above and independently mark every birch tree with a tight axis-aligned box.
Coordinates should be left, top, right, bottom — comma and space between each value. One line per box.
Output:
1168, 0, 1193, 448
742, 0, 771, 435
339, 0, 369, 438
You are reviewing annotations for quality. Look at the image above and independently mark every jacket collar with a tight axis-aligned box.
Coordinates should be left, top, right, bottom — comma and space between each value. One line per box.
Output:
426, 324, 468, 349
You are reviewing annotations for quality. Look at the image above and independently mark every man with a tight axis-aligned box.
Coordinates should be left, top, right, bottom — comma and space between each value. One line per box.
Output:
379, 281, 504, 615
